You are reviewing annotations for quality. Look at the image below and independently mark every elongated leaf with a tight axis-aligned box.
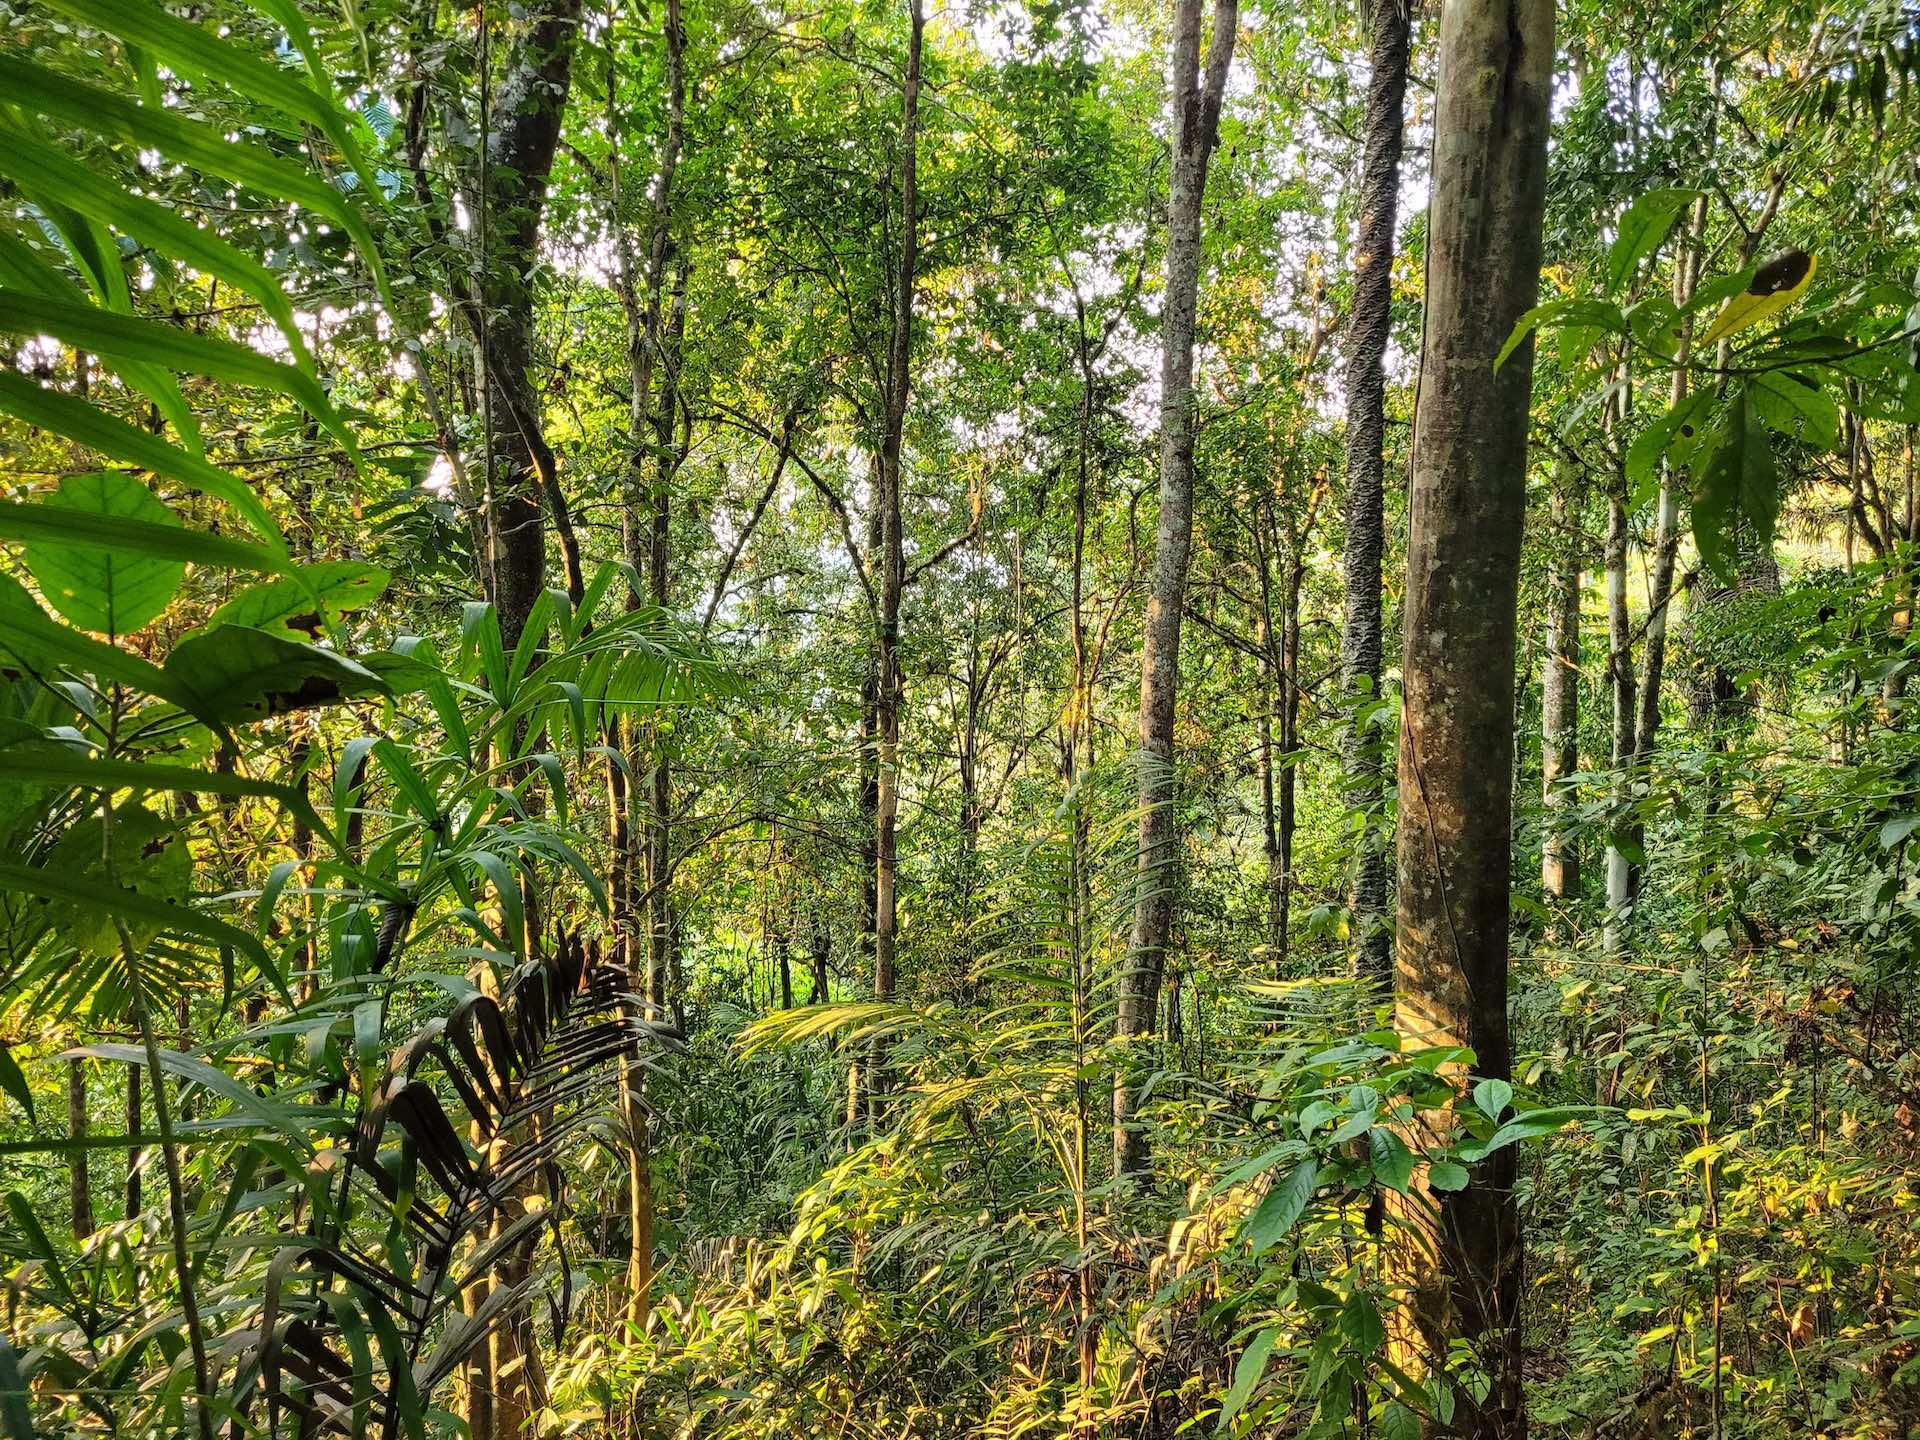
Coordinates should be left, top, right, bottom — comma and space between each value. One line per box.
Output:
0, 371, 282, 546
0, 1333, 35, 1440
1608, 188, 1699, 294
0, 746, 331, 846
0, 288, 361, 467
1693, 384, 1778, 583
207, 564, 390, 635
0, 228, 201, 452
64, 1042, 310, 1148
0, 498, 286, 573
1242, 1158, 1318, 1252
1495, 298, 1625, 371
38, 0, 381, 205
0, 860, 265, 967
0, 572, 188, 708
0, 126, 308, 364
0, 53, 390, 304
1217, 1327, 1278, 1431
0, 1041, 32, 1124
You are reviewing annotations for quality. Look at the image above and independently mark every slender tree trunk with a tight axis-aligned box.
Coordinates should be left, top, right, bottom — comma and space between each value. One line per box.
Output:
872, 0, 926, 1026
1117, 0, 1238, 1180
1541, 458, 1583, 899
68, 1059, 93, 1239
1277, 553, 1303, 971
123, 1063, 140, 1219
1391, 0, 1552, 1431
810, 906, 831, 1003
1340, 0, 1411, 988
1604, 454, 1636, 953
1633, 191, 1709, 768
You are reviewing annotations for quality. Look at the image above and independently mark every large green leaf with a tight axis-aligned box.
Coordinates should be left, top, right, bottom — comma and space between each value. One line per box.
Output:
1625, 387, 1717, 502
1693, 384, 1779, 583
163, 626, 392, 724
0, 572, 187, 708
1241, 1158, 1318, 1252
0, 288, 361, 467
1217, 1327, 1278, 1432
0, 371, 283, 546
36, 0, 381, 209
0, 859, 264, 967
19, 472, 184, 635
0, 53, 390, 306
0, 228, 201, 454
206, 564, 392, 637
0, 495, 286, 574
0, 126, 308, 365
1750, 369, 1841, 448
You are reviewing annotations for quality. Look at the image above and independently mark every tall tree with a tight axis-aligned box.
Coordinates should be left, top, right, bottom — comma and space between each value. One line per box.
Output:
1116, 0, 1239, 1177
1541, 456, 1583, 899
1339, 0, 1412, 986
466, 0, 586, 646
1392, 0, 1552, 1430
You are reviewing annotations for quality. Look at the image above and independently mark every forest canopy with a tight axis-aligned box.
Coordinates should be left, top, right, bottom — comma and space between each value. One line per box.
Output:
1, 0, 1919, 1437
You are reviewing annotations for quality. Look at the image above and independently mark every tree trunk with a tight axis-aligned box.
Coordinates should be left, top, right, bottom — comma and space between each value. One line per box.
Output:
1116, 0, 1238, 1180
468, 0, 583, 648
124, 1062, 141, 1219
1391, 0, 1552, 1431
1603, 459, 1636, 953
68, 1058, 93, 1239
1633, 192, 1709, 775
872, 0, 926, 1027
1541, 458, 1582, 899
1340, 0, 1411, 988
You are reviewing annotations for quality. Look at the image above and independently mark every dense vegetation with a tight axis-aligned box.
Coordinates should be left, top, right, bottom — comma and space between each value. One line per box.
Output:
2, 0, 1918, 1435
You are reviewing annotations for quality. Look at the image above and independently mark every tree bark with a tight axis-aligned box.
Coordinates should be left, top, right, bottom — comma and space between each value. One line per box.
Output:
1340, 0, 1411, 988
872, 0, 926, 1024
1116, 0, 1238, 1180
68, 1058, 93, 1239
468, 0, 584, 647
1391, 0, 1552, 1431
1541, 457, 1582, 899
1603, 453, 1636, 952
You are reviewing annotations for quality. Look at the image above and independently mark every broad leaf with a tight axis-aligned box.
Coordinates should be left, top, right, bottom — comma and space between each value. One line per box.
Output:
19, 472, 184, 635
1608, 188, 1698, 294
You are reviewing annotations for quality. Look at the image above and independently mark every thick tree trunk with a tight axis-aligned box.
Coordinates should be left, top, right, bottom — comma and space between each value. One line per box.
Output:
1340, 0, 1411, 988
1541, 459, 1582, 899
470, 0, 583, 647
1391, 0, 1552, 1431
68, 1059, 93, 1239
1116, 0, 1238, 1180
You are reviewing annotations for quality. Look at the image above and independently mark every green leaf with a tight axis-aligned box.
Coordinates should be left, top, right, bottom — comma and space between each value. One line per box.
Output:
1426, 1159, 1471, 1191
1473, 1078, 1512, 1121
1338, 1289, 1386, 1355
1242, 1158, 1317, 1253
0, 53, 391, 308
19, 472, 184, 634
1473, 1105, 1597, 1157
1609, 188, 1699, 294
1625, 388, 1717, 500
1692, 384, 1778, 584
0, 572, 188, 709
36, 0, 383, 217
0, 126, 308, 365
1367, 1127, 1415, 1194
1879, 815, 1920, 849
0, 1040, 33, 1124
1217, 1327, 1279, 1431
206, 564, 391, 637
0, 496, 287, 574
0, 371, 283, 546
0, 860, 266, 968
1380, 1401, 1422, 1440
1749, 369, 1840, 449
163, 627, 392, 724
65, 1042, 310, 1150
0, 288, 361, 467
1496, 298, 1626, 371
